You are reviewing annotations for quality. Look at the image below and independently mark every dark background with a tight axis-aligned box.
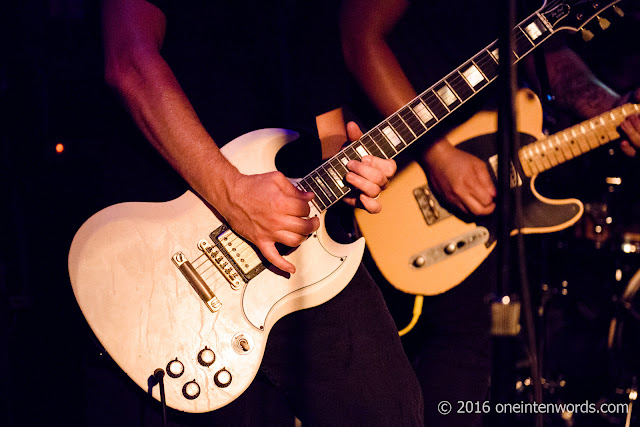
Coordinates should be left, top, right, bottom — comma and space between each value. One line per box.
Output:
2, 1, 640, 426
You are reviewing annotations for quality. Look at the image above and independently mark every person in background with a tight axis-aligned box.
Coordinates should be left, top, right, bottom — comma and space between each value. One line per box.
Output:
340, 0, 640, 425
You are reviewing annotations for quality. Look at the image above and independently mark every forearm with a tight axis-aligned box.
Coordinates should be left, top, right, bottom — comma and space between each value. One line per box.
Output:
102, 0, 238, 208
546, 47, 621, 119
342, 37, 417, 117
340, 0, 415, 117
105, 51, 239, 204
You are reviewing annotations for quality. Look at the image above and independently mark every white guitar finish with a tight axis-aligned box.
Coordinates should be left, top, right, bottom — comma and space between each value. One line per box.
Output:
68, 128, 365, 413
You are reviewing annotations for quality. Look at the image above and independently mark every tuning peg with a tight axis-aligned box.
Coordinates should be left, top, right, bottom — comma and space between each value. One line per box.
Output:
597, 16, 611, 30
581, 28, 595, 41
613, 6, 624, 17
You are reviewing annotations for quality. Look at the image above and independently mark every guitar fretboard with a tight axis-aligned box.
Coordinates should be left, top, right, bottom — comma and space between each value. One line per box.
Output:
297, 10, 555, 212
518, 103, 640, 177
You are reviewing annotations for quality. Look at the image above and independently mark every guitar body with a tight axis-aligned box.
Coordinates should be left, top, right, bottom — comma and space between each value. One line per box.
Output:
355, 89, 583, 296
68, 128, 365, 413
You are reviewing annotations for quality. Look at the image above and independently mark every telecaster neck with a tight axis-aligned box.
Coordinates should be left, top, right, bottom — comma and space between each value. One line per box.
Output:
518, 103, 640, 177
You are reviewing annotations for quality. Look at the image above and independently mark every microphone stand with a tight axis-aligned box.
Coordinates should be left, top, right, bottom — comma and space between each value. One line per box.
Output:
489, 0, 522, 424
489, 1, 543, 426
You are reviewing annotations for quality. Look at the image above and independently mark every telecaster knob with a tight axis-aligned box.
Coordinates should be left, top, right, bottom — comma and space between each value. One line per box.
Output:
444, 243, 457, 255
182, 380, 200, 400
412, 256, 426, 268
214, 368, 232, 388
197, 347, 216, 367
166, 358, 184, 378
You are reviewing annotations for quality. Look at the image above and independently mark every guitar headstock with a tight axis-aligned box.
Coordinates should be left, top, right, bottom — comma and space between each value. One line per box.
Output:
542, 0, 625, 40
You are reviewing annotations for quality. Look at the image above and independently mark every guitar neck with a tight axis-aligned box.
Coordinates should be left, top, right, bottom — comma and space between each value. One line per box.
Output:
297, 4, 561, 212
296, 0, 622, 212
518, 103, 640, 177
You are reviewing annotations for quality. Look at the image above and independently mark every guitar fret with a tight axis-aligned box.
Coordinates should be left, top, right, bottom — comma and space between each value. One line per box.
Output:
448, 73, 474, 101
435, 83, 460, 110
361, 134, 385, 158
354, 142, 371, 158
344, 145, 362, 161
589, 119, 610, 147
536, 142, 553, 170
301, 177, 328, 208
421, 91, 448, 119
369, 127, 397, 158
474, 50, 499, 81
576, 125, 595, 151
565, 131, 584, 156
305, 177, 331, 209
298, 179, 325, 211
410, 100, 437, 128
514, 26, 535, 58
380, 122, 406, 149
542, 137, 560, 166
599, 116, 620, 142
399, 106, 427, 136
557, 133, 575, 160
390, 114, 416, 143
329, 156, 348, 176
550, 134, 568, 163
310, 173, 334, 206
325, 164, 347, 191
523, 16, 550, 45
460, 61, 488, 91
319, 165, 345, 198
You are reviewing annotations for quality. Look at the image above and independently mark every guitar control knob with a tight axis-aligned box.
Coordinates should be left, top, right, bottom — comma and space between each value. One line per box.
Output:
412, 256, 426, 268
166, 358, 185, 378
444, 243, 457, 255
214, 368, 232, 388
182, 380, 200, 400
197, 347, 216, 367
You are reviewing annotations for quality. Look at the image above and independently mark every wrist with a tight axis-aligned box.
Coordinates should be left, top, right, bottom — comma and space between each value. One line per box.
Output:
423, 139, 452, 166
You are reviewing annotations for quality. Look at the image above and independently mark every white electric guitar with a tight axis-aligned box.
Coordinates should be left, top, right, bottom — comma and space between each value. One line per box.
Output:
68, 0, 623, 413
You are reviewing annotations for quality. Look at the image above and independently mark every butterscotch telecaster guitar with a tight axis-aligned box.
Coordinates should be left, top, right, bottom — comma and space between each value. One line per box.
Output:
356, 91, 639, 296
68, 0, 622, 413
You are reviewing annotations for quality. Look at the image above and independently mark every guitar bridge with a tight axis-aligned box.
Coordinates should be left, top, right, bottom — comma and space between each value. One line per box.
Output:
198, 240, 244, 290
172, 252, 222, 313
409, 227, 490, 269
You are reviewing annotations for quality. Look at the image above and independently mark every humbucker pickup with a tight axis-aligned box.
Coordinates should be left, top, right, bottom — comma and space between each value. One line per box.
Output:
210, 225, 265, 282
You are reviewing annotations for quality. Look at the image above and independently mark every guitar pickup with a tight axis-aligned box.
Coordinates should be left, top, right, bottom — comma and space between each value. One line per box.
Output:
198, 240, 244, 290
413, 185, 450, 225
172, 252, 222, 313
210, 225, 265, 282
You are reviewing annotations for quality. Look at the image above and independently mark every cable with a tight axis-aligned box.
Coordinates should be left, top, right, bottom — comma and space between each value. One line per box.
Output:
154, 369, 167, 427
399, 295, 424, 336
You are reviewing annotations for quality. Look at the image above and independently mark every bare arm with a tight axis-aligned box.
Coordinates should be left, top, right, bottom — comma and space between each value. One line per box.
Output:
340, 0, 496, 216
103, 0, 319, 273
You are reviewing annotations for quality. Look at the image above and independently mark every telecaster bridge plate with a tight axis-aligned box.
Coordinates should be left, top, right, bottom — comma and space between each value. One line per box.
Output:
409, 227, 490, 269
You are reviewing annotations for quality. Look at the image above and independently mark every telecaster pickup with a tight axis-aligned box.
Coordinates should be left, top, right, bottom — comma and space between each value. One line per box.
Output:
172, 252, 222, 313
413, 184, 450, 225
